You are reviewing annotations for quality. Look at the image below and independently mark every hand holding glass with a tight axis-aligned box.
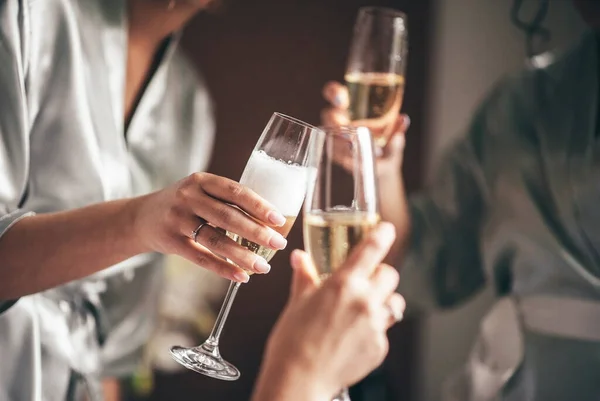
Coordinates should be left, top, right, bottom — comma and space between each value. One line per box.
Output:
170, 113, 323, 380
345, 7, 408, 147
303, 125, 380, 400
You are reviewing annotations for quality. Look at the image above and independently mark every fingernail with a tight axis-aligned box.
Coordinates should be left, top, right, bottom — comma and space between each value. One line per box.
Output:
375, 222, 395, 243
290, 249, 308, 270
267, 210, 286, 227
234, 271, 250, 283
333, 93, 343, 107
269, 234, 288, 250
290, 249, 301, 268
253, 257, 271, 274
403, 115, 411, 131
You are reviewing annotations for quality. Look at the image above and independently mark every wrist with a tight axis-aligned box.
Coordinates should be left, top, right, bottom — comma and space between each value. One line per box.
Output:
377, 167, 402, 183
377, 172, 403, 196
253, 353, 332, 401
121, 195, 152, 255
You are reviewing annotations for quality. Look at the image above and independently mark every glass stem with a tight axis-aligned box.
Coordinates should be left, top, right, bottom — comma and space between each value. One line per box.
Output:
205, 280, 242, 347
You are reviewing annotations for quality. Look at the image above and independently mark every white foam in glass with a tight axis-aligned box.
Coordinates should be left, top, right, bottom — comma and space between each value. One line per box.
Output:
239, 150, 310, 217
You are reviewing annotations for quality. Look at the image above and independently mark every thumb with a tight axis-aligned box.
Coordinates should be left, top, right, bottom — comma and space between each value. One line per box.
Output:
389, 132, 406, 153
289, 250, 319, 302
381, 132, 405, 161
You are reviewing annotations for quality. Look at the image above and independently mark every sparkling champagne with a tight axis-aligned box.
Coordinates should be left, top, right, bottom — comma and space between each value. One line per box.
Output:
226, 150, 311, 266
304, 210, 380, 279
345, 72, 405, 146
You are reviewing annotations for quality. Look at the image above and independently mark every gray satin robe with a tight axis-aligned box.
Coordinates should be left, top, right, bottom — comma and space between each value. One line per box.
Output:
0, 0, 215, 400
400, 31, 600, 401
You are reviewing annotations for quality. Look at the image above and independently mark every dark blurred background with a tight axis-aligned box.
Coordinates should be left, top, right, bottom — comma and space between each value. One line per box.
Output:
125, 0, 586, 400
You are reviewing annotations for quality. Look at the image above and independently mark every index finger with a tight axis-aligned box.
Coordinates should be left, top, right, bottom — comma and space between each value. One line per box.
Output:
339, 222, 396, 277
199, 174, 287, 227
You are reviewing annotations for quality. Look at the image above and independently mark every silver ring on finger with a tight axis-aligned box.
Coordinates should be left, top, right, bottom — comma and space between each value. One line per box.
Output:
191, 218, 208, 243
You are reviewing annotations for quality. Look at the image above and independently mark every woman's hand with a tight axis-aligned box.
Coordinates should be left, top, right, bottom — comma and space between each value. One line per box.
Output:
133, 172, 289, 283
320, 81, 410, 180
320, 81, 412, 265
253, 223, 405, 401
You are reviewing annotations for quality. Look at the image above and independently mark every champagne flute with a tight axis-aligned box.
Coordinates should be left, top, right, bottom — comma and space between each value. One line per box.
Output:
345, 7, 408, 147
303, 126, 379, 401
170, 113, 324, 380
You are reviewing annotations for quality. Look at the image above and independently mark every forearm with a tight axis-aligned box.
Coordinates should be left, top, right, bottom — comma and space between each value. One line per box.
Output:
103, 378, 121, 401
378, 173, 410, 265
0, 196, 148, 299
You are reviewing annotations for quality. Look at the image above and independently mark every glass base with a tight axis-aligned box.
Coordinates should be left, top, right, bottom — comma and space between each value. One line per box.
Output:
170, 343, 240, 381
